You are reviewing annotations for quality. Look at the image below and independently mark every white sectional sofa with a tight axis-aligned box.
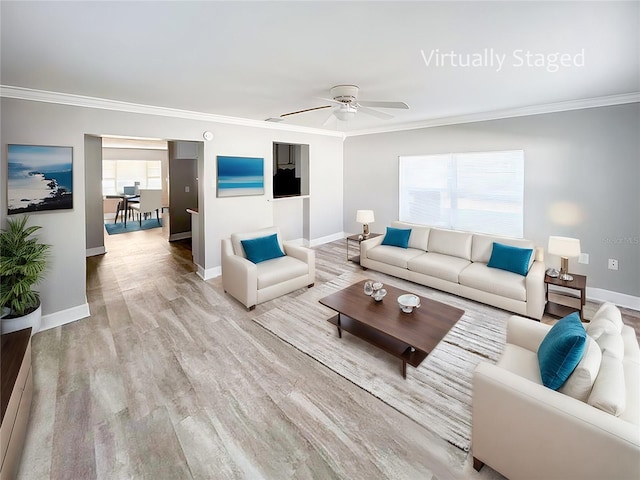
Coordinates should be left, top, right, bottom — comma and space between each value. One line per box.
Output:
473, 307, 640, 479
360, 221, 546, 319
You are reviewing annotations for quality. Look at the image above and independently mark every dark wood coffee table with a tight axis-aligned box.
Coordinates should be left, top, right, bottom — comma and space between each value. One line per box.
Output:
319, 280, 464, 378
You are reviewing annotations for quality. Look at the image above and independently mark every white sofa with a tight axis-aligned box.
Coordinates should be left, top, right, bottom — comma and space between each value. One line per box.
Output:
221, 226, 315, 310
360, 221, 546, 319
473, 307, 640, 479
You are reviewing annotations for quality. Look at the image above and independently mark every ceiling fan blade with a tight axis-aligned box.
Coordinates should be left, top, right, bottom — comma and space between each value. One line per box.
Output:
357, 101, 409, 109
280, 105, 332, 118
358, 105, 394, 120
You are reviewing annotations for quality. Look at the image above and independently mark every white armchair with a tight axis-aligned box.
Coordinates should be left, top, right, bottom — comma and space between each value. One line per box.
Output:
472, 313, 640, 480
221, 226, 315, 310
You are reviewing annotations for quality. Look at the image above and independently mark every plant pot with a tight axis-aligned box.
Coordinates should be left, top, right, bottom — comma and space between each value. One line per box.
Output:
1, 304, 41, 336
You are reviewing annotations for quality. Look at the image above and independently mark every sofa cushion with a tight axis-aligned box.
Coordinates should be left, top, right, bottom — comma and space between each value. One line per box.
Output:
407, 252, 471, 284
587, 302, 623, 340
367, 245, 424, 268
537, 312, 587, 390
487, 242, 533, 276
458, 263, 527, 301
392, 221, 429, 250
588, 351, 626, 416
427, 228, 473, 260
231, 226, 283, 259
594, 332, 625, 361
256, 255, 309, 289
241, 233, 285, 264
471, 233, 535, 264
558, 336, 602, 402
381, 226, 412, 248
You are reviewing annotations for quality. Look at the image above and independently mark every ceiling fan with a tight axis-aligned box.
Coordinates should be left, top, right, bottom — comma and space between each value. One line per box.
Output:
267, 85, 409, 124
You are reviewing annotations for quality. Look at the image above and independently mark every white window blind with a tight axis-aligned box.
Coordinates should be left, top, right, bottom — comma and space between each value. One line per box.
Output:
102, 160, 162, 196
399, 150, 524, 238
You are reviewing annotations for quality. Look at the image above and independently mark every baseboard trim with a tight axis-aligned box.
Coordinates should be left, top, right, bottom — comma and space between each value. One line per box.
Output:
86, 246, 106, 257
587, 288, 640, 311
309, 232, 345, 247
40, 302, 91, 332
169, 232, 192, 241
198, 265, 221, 281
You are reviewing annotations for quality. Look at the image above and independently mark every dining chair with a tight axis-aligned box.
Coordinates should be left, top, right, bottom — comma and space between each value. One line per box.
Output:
130, 189, 163, 226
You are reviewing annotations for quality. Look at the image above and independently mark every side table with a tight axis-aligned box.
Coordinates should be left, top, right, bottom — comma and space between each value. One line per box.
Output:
346, 233, 382, 265
544, 273, 587, 321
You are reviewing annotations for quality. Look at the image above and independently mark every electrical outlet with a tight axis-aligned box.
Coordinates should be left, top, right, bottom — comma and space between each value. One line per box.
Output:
185, 186, 190, 193
578, 253, 589, 264
608, 258, 619, 271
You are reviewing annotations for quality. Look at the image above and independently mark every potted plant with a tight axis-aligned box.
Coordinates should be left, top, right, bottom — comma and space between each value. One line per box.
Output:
0, 215, 50, 335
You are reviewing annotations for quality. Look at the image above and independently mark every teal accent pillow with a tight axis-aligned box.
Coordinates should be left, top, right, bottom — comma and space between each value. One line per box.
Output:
487, 242, 533, 276
381, 227, 412, 248
241, 233, 285, 264
537, 312, 587, 390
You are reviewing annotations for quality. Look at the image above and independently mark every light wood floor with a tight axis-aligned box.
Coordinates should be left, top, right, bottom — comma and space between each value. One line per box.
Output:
17, 227, 638, 479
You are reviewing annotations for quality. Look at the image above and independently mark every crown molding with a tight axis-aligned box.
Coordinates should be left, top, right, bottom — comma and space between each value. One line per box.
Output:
0, 85, 346, 139
3, 85, 637, 140
345, 92, 640, 137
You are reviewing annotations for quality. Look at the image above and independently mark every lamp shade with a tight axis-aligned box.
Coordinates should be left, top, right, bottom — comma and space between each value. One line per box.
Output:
356, 210, 375, 224
548, 236, 581, 258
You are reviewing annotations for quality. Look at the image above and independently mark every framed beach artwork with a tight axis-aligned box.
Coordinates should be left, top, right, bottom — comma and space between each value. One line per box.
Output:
7, 144, 73, 214
217, 155, 264, 197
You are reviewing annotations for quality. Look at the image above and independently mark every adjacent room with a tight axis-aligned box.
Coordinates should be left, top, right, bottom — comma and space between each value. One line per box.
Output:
1, 2, 638, 479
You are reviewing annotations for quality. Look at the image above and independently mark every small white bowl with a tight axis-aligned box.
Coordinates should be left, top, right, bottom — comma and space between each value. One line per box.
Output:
398, 294, 421, 313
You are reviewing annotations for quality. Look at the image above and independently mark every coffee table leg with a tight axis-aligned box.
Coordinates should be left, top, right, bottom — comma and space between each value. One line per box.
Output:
337, 314, 342, 338
402, 360, 407, 378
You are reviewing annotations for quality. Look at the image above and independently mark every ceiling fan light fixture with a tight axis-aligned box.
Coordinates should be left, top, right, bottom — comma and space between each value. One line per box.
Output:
334, 104, 357, 121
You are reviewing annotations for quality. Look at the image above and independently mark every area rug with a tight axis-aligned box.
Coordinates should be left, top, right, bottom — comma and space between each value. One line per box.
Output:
253, 271, 509, 452
104, 218, 162, 235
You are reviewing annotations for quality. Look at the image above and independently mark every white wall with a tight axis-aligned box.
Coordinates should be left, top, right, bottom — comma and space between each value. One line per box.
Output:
344, 104, 640, 300
1, 97, 344, 325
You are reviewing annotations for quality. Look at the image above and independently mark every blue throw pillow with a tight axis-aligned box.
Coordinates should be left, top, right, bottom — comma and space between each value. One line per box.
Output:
381, 227, 412, 248
487, 242, 533, 276
537, 312, 587, 390
241, 233, 285, 264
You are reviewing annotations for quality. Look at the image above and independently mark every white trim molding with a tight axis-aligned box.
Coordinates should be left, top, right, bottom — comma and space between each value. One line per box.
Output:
587, 288, 640, 312
86, 246, 106, 257
0, 85, 345, 138
198, 265, 221, 281
346, 93, 640, 137
309, 232, 346, 247
40, 302, 91, 332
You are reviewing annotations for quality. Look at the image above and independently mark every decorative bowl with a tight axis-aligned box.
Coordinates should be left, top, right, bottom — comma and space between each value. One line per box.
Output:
372, 282, 384, 291
398, 294, 421, 313
372, 288, 387, 302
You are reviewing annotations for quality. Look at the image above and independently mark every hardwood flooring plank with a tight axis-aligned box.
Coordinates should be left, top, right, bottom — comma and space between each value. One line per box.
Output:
16, 228, 638, 480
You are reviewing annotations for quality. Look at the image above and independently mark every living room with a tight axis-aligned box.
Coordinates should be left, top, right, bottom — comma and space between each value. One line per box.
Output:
1, 1, 638, 479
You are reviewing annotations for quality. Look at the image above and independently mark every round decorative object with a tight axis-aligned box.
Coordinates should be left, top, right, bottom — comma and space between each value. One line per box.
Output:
203, 131, 213, 141
363, 281, 374, 296
372, 282, 383, 291
372, 288, 387, 302
398, 294, 421, 313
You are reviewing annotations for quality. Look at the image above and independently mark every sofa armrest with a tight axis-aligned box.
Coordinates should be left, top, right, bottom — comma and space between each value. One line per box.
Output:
506, 315, 550, 352
473, 362, 640, 480
283, 243, 316, 283
283, 243, 313, 264
221, 238, 258, 309
525, 260, 546, 319
360, 235, 384, 259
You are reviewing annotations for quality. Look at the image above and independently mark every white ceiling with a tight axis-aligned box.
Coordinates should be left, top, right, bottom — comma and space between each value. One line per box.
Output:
1, 1, 638, 132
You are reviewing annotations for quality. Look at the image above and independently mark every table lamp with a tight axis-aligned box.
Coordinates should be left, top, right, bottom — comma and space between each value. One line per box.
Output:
356, 210, 375, 238
548, 236, 581, 281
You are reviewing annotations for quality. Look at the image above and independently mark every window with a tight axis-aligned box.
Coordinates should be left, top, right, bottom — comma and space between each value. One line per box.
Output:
399, 150, 524, 238
101, 159, 162, 196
